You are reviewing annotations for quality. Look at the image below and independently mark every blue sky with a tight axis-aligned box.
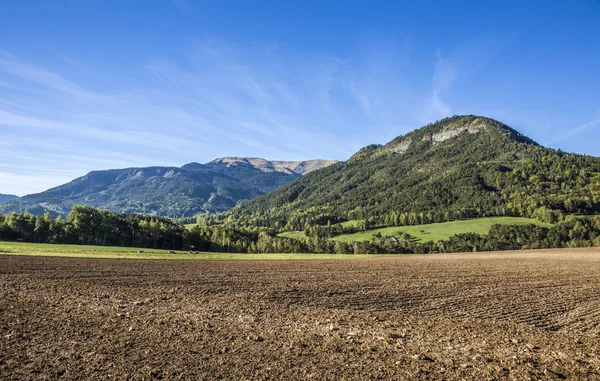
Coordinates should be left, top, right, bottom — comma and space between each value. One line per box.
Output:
1, 0, 599, 195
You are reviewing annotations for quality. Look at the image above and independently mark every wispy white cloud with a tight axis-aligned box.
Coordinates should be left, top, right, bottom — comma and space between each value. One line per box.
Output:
544, 114, 600, 146
347, 79, 373, 118
427, 50, 457, 118
0, 52, 89, 96
171, 0, 189, 11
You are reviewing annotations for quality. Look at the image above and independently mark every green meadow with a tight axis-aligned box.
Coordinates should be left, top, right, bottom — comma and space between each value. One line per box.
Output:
279, 217, 551, 243
278, 231, 307, 240
0, 241, 383, 260
332, 217, 551, 243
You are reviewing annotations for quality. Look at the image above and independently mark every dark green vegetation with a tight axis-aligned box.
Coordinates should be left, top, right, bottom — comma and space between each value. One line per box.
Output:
0, 158, 335, 218
0, 194, 17, 204
2, 206, 600, 255
224, 116, 600, 231
0, 206, 191, 250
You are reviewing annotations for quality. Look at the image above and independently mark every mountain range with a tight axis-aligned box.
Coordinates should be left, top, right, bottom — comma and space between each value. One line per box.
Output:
0, 194, 18, 205
0, 158, 336, 218
225, 115, 600, 230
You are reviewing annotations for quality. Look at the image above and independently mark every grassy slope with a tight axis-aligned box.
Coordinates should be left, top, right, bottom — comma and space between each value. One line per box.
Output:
279, 217, 551, 243
278, 231, 307, 240
0, 242, 383, 260
333, 217, 550, 243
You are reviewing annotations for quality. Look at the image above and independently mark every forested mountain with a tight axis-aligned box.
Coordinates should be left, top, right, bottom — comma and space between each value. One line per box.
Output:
225, 115, 600, 230
0, 158, 335, 218
0, 194, 17, 204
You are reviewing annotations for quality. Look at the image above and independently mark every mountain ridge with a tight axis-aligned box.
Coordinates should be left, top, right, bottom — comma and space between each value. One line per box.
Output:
0, 157, 337, 218
351, 116, 538, 161
0, 194, 18, 205
206, 157, 337, 175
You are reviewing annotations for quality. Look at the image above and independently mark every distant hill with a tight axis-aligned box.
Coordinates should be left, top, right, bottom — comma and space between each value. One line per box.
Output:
0, 194, 17, 204
0, 158, 336, 218
226, 115, 600, 230
206, 157, 337, 175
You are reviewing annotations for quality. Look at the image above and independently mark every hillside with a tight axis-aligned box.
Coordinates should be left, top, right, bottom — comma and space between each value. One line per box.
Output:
0, 194, 17, 204
227, 115, 600, 230
0, 158, 336, 218
328, 217, 551, 243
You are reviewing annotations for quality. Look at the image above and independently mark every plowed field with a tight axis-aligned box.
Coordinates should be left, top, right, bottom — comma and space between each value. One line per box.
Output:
2, 248, 600, 379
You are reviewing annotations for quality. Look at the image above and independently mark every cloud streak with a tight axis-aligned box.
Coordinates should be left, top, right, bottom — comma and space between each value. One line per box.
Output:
544, 115, 600, 146
429, 50, 457, 118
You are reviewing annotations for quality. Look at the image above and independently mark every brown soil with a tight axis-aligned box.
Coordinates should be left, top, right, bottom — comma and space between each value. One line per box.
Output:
2, 248, 600, 380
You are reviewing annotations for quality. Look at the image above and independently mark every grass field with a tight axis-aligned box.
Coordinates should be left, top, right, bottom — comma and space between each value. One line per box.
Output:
329, 217, 551, 243
278, 230, 306, 240
184, 223, 198, 230
0, 241, 382, 261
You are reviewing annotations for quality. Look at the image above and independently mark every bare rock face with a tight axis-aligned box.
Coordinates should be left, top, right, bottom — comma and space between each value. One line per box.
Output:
271, 159, 339, 175
208, 157, 338, 175
363, 115, 497, 159
375, 137, 412, 157
426, 117, 487, 143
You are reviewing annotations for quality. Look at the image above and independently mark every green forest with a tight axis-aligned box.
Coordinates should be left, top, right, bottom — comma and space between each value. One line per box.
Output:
1, 205, 599, 255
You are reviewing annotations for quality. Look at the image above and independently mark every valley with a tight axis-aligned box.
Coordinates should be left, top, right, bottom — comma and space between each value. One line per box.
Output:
3, 2, 598, 379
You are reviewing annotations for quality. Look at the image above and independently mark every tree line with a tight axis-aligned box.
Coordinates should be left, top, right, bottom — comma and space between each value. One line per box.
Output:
0, 205, 192, 250
1, 205, 599, 255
